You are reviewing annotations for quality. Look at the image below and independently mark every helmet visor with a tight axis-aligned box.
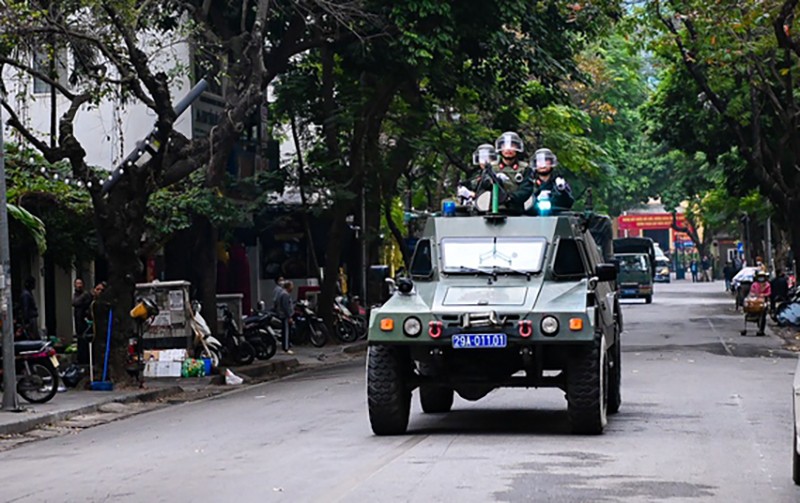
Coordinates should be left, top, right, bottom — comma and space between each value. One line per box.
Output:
472, 145, 498, 165
495, 133, 523, 153
535, 151, 556, 169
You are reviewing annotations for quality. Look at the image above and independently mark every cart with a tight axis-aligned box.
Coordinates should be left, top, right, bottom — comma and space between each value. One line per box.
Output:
741, 295, 767, 336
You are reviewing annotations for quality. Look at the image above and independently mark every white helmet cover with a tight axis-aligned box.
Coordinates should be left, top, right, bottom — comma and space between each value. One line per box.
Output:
495, 132, 524, 154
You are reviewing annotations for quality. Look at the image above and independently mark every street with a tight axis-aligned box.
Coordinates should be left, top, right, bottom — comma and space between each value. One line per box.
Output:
0, 281, 798, 502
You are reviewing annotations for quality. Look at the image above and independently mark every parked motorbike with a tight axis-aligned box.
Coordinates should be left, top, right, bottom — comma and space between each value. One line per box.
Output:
242, 302, 278, 360
333, 296, 364, 343
293, 299, 329, 348
0, 340, 60, 403
189, 301, 223, 369
218, 304, 256, 365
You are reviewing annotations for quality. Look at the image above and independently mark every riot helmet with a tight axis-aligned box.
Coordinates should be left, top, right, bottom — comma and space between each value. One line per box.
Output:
472, 144, 498, 166
495, 132, 524, 159
533, 148, 557, 173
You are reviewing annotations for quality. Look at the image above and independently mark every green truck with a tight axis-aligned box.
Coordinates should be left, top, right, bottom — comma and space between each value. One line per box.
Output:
366, 212, 622, 435
613, 238, 656, 304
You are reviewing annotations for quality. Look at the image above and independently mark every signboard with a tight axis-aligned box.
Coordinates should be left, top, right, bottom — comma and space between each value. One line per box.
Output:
618, 213, 690, 231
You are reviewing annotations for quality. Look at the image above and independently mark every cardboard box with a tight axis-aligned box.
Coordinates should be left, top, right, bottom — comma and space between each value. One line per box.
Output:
144, 361, 159, 378
158, 361, 182, 377
143, 350, 160, 362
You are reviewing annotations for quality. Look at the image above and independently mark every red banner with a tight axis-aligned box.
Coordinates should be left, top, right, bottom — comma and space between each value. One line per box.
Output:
618, 213, 690, 231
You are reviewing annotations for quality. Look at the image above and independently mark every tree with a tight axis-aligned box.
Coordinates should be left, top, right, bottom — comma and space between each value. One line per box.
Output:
645, 0, 800, 275
0, 0, 366, 380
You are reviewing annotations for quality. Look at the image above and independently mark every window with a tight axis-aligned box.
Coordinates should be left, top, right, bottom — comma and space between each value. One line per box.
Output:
410, 239, 433, 278
32, 49, 68, 94
440, 237, 547, 273
552, 238, 587, 278
618, 254, 648, 273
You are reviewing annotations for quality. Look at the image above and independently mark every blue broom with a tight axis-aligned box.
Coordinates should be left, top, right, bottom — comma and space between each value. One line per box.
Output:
90, 308, 114, 391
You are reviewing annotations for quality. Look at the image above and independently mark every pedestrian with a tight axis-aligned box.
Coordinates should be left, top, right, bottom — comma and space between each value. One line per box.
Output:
747, 271, 771, 336
72, 278, 93, 365
690, 260, 698, 283
770, 269, 789, 312
701, 255, 711, 282
272, 276, 285, 312
276, 280, 295, 354
19, 277, 40, 339
723, 261, 735, 293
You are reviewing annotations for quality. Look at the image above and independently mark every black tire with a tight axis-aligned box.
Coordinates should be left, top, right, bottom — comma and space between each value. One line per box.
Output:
367, 345, 411, 435
420, 385, 454, 413
645, 295, 652, 304
18, 360, 59, 404
608, 326, 622, 415
262, 332, 277, 360
567, 333, 608, 434
309, 320, 329, 348
234, 341, 255, 366
794, 427, 800, 485
336, 319, 358, 343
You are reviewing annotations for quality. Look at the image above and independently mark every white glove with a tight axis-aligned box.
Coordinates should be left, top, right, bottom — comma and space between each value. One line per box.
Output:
555, 177, 567, 191
457, 185, 475, 199
496, 172, 510, 183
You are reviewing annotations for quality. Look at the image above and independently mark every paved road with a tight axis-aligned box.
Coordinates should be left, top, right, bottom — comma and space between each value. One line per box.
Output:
1, 281, 798, 502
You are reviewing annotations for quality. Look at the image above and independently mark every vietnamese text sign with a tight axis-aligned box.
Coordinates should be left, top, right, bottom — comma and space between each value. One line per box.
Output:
618, 213, 690, 231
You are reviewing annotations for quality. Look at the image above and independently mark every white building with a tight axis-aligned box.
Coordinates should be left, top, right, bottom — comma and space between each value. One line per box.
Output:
1, 37, 279, 340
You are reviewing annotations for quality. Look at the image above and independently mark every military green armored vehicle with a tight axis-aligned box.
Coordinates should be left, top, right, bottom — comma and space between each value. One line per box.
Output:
366, 212, 622, 435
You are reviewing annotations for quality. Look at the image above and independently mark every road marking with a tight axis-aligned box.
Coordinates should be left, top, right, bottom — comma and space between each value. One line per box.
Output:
707, 318, 734, 357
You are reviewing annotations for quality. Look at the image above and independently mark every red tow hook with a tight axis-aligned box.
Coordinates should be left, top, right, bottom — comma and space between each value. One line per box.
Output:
518, 320, 533, 338
428, 321, 443, 339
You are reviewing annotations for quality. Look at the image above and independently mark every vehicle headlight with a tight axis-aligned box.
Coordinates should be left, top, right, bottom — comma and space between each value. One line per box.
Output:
540, 316, 559, 336
403, 317, 422, 337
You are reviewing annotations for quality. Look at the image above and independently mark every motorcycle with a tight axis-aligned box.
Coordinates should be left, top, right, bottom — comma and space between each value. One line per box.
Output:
293, 299, 329, 348
242, 302, 278, 360
333, 296, 364, 343
0, 340, 60, 403
189, 301, 223, 369
218, 304, 256, 365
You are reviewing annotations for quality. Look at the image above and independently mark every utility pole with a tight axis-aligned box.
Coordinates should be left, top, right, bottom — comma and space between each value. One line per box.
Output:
766, 216, 773, 274
1, 109, 21, 411
361, 183, 368, 305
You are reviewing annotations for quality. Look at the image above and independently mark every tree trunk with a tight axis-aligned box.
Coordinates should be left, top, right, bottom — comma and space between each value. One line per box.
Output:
94, 190, 148, 383
318, 206, 350, 329
789, 200, 800, 278
190, 215, 219, 333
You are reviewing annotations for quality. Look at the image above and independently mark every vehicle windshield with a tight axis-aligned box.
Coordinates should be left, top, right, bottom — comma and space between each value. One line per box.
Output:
619, 254, 648, 272
441, 237, 547, 273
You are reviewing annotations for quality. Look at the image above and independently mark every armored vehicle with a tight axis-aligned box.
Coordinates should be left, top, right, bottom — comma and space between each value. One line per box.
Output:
366, 212, 622, 435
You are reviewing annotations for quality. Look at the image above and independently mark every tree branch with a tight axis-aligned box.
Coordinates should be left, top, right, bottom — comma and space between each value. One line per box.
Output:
0, 99, 61, 162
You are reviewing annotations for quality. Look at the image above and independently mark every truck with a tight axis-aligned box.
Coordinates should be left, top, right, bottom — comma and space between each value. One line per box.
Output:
613, 237, 656, 303
366, 211, 623, 435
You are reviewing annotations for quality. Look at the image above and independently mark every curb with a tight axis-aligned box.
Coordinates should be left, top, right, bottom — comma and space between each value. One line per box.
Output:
0, 345, 367, 437
0, 385, 183, 437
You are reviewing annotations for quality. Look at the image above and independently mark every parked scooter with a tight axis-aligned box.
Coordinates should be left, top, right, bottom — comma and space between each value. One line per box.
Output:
293, 299, 329, 347
0, 340, 60, 403
242, 302, 278, 360
218, 304, 256, 365
333, 296, 364, 343
189, 301, 223, 369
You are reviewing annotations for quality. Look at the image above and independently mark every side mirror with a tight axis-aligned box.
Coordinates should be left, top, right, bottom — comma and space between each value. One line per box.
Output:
596, 263, 617, 282
397, 277, 414, 294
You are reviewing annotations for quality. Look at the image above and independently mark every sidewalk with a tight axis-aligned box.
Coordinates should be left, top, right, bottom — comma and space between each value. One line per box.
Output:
0, 341, 367, 437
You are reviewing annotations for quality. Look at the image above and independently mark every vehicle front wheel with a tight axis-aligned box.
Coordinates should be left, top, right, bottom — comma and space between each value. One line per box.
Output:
567, 333, 608, 434
18, 361, 59, 404
794, 428, 800, 485
367, 345, 411, 435
420, 385, 454, 413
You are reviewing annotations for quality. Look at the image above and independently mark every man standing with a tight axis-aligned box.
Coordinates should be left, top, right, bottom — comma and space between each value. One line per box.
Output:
723, 261, 735, 292
690, 260, 698, 283
701, 256, 711, 282
272, 276, 285, 312
276, 281, 295, 354
72, 278, 93, 364
20, 277, 39, 339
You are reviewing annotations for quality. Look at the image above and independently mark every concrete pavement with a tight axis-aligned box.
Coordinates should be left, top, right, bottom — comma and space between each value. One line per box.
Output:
0, 340, 366, 437
1, 281, 799, 501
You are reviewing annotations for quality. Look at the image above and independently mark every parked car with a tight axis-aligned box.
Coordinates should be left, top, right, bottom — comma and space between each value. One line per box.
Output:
654, 257, 671, 283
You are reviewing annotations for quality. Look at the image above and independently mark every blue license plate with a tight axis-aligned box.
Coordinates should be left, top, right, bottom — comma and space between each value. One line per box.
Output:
622, 289, 637, 296
452, 334, 507, 349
